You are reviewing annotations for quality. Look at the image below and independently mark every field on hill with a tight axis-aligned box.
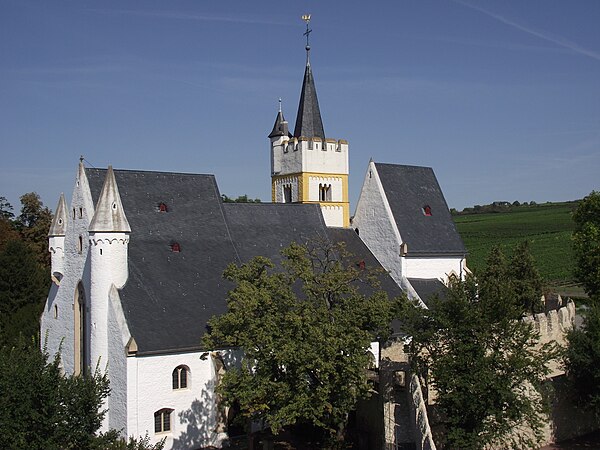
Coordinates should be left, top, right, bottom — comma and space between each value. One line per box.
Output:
453, 202, 579, 290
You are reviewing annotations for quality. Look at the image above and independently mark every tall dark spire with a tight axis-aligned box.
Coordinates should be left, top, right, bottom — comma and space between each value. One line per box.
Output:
294, 15, 325, 139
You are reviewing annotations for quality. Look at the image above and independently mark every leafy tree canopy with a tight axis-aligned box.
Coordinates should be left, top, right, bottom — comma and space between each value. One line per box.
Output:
203, 240, 402, 444
0, 337, 164, 450
402, 248, 555, 449
564, 304, 600, 418
572, 190, 600, 300
221, 194, 261, 203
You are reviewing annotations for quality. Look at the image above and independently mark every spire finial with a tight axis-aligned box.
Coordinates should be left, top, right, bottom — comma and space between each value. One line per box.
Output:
302, 14, 312, 62
278, 97, 282, 113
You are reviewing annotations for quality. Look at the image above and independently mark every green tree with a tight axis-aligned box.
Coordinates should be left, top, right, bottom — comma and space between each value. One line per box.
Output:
402, 273, 555, 449
203, 240, 400, 445
0, 196, 15, 220
221, 194, 262, 203
510, 241, 543, 314
0, 239, 49, 344
17, 192, 53, 268
572, 191, 600, 300
564, 304, 600, 418
0, 337, 164, 450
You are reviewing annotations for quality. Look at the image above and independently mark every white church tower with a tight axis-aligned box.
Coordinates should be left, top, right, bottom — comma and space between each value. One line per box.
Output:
270, 15, 350, 227
48, 193, 68, 283
87, 165, 131, 374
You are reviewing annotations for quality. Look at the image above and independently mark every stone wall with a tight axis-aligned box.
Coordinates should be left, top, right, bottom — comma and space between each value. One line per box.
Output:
409, 374, 437, 450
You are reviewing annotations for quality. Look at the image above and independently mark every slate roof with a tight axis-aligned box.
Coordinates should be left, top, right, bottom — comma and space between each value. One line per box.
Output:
407, 278, 448, 307
87, 169, 239, 355
293, 62, 325, 139
375, 163, 467, 255
86, 169, 403, 355
268, 111, 290, 139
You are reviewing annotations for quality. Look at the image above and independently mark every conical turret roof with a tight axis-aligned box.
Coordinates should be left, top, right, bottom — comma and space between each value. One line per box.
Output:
268, 111, 290, 138
293, 62, 325, 139
89, 166, 131, 233
48, 193, 68, 237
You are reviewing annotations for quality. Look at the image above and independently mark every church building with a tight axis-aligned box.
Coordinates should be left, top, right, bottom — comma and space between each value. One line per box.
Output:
41, 23, 466, 449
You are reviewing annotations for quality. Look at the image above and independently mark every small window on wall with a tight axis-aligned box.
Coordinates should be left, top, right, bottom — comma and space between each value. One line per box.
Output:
154, 408, 173, 433
319, 184, 332, 202
308, 140, 313, 150
283, 185, 292, 203
172, 365, 189, 390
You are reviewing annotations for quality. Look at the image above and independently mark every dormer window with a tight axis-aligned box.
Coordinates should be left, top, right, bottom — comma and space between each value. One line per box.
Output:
423, 205, 432, 216
159, 202, 168, 212
170, 242, 181, 253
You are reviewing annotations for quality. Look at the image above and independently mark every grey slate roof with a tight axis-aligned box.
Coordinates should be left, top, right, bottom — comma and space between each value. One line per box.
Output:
87, 169, 239, 355
268, 111, 290, 139
86, 169, 403, 355
407, 278, 448, 307
375, 163, 466, 255
293, 62, 325, 139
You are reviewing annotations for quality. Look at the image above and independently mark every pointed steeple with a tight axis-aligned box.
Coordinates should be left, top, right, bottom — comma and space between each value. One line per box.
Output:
293, 61, 325, 139
268, 110, 290, 139
89, 166, 131, 233
48, 193, 68, 237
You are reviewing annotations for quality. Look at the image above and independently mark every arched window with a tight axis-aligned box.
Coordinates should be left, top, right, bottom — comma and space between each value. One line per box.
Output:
74, 282, 87, 376
172, 365, 189, 390
319, 184, 332, 202
283, 185, 292, 203
154, 408, 173, 433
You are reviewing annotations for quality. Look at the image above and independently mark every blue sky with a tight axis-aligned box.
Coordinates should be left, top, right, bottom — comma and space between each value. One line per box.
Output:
1, 0, 599, 213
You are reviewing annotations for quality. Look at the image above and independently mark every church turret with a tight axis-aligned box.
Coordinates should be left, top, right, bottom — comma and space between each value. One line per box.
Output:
48, 193, 68, 281
88, 166, 130, 376
270, 15, 350, 227
269, 104, 291, 177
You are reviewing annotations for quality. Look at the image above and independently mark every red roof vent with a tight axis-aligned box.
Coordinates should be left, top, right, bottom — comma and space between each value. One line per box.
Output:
423, 205, 432, 216
159, 202, 168, 212
170, 242, 181, 253
357, 260, 366, 270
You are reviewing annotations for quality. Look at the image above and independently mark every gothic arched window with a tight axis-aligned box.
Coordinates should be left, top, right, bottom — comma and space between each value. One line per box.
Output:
172, 365, 189, 390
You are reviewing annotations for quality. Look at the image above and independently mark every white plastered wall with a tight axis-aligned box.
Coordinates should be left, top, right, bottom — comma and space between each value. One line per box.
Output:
308, 176, 343, 202
272, 140, 349, 177
41, 165, 95, 375
107, 285, 132, 435
127, 351, 225, 449
403, 256, 465, 281
351, 162, 403, 286
273, 176, 299, 203
321, 205, 344, 228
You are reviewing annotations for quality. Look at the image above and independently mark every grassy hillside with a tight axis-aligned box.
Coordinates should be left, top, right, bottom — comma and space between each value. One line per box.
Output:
453, 202, 579, 285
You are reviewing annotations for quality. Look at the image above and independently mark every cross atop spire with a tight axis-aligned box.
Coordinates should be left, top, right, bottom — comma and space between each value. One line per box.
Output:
294, 14, 325, 139
302, 14, 312, 63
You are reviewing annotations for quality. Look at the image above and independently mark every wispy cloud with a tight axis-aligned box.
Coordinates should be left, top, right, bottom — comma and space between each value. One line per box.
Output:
453, 0, 600, 62
87, 9, 289, 26
420, 35, 571, 55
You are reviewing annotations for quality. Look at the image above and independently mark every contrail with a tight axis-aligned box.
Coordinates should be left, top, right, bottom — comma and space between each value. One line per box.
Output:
453, 0, 600, 62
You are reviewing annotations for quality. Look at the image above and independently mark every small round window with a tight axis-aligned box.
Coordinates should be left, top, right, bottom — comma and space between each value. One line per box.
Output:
111, 202, 117, 211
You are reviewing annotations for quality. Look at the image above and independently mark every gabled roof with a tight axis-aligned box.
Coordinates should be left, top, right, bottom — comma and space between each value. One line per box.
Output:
374, 163, 466, 255
407, 278, 448, 306
48, 193, 68, 237
87, 169, 239, 355
293, 62, 325, 139
86, 168, 403, 355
